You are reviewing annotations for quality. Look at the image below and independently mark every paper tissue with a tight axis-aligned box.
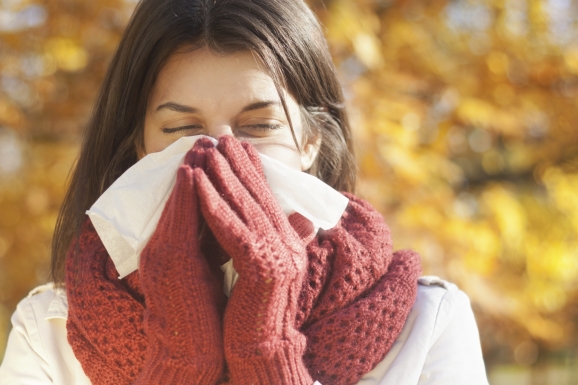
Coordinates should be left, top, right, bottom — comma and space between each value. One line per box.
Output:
86, 135, 349, 295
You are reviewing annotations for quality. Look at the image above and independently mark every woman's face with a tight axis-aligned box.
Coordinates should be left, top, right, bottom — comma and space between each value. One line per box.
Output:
143, 47, 319, 171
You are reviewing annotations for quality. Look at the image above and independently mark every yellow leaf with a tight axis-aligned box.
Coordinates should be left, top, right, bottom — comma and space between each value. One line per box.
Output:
45, 38, 88, 72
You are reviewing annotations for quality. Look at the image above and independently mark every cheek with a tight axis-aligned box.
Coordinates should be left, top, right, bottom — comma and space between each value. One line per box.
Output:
242, 137, 302, 171
144, 139, 166, 155
143, 123, 173, 155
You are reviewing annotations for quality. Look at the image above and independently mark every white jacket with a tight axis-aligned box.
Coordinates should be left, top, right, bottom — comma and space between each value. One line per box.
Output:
0, 276, 489, 385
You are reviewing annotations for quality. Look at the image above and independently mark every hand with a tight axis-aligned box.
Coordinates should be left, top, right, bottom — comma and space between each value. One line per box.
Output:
193, 135, 313, 384
135, 140, 225, 384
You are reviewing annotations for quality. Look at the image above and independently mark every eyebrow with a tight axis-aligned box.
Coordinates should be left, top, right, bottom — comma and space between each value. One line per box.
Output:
240, 100, 281, 113
154, 100, 281, 114
155, 102, 199, 113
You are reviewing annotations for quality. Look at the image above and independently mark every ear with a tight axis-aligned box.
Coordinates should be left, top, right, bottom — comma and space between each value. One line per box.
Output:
300, 134, 322, 171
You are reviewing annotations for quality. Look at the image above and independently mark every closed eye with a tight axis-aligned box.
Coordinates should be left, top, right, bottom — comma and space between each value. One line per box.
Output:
162, 125, 203, 134
241, 124, 282, 131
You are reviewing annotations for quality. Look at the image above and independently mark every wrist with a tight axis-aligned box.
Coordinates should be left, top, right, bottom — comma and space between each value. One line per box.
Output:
136, 341, 224, 385
225, 278, 301, 344
226, 340, 312, 385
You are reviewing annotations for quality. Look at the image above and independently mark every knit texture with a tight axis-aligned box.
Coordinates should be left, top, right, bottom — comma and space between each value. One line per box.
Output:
134, 160, 225, 384
193, 137, 314, 384
67, 144, 226, 385
65, 136, 422, 385
292, 192, 422, 385
66, 222, 147, 384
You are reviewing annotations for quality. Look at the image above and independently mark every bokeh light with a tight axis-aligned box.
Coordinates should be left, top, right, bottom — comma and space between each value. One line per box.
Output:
1, 0, 577, 383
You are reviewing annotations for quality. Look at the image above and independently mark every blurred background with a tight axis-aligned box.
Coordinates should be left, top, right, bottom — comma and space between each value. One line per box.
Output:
0, 0, 577, 383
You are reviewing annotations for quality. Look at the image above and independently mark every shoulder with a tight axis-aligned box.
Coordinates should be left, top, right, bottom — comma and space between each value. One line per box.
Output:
412, 276, 471, 331
408, 276, 475, 348
6, 283, 68, 356
413, 276, 474, 345
0, 284, 73, 385
398, 276, 472, 327
14, 283, 68, 321
358, 276, 487, 385
0, 284, 88, 385
414, 276, 488, 383
5, 283, 68, 355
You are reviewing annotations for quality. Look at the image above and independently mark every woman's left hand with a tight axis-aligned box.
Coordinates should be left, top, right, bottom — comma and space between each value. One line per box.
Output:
192, 135, 314, 385
135, 140, 226, 384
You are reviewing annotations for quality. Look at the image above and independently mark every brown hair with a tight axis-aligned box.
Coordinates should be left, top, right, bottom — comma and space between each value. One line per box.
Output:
51, 0, 356, 284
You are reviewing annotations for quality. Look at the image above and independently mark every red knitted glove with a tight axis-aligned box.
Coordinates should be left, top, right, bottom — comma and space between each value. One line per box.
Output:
192, 135, 313, 385
134, 142, 225, 384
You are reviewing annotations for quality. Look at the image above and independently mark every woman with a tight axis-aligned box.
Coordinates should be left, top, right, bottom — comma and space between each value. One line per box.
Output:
0, 0, 489, 384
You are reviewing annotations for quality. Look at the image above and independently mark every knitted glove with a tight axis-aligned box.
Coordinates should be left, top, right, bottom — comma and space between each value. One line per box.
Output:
134, 141, 225, 384
192, 135, 313, 385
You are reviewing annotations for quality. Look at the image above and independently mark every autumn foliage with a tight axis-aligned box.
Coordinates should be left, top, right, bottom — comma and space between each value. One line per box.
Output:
1, 0, 577, 374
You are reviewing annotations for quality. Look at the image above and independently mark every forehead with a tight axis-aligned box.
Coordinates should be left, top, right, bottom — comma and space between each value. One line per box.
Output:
150, 48, 280, 108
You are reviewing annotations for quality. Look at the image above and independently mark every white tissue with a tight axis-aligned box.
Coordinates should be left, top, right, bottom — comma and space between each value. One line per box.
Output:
86, 135, 349, 280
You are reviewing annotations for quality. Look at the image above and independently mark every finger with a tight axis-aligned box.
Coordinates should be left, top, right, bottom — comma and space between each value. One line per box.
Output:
288, 212, 315, 243
184, 147, 206, 170
193, 168, 254, 262
194, 136, 216, 150
199, 223, 231, 266
163, 164, 199, 239
184, 137, 215, 169
217, 136, 270, 196
204, 147, 267, 231
241, 140, 267, 179
217, 136, 289, 233
141, 164, 199, 267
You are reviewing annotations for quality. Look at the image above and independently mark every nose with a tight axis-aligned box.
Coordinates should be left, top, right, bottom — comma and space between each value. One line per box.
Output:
207, 124, 234, 139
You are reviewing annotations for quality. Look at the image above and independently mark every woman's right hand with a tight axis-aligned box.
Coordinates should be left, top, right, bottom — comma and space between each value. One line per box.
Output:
134, 139, 225, 384
193, 136, 313, 385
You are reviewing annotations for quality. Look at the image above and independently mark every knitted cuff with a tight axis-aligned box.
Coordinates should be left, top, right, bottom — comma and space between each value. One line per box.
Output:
227, 341, 313, 385
135, 345, 223, 385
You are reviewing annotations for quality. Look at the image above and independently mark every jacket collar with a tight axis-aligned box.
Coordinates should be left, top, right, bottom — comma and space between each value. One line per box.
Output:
27, 283, 69, 320
45, 286, 68, 320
